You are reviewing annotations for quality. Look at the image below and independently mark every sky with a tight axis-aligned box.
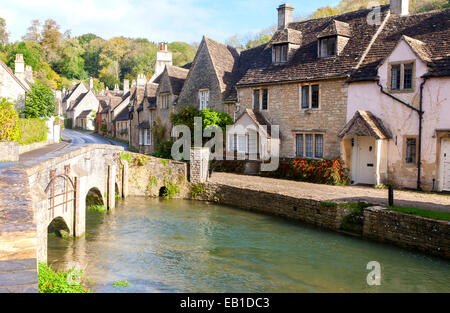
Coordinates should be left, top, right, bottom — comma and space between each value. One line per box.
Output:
1, 0, 341, 44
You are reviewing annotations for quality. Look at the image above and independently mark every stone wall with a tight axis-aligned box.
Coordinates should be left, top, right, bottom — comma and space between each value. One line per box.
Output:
124, 152, 189, 198
363, 206, 450, 258
237, 78, 348, 159
198, 183, 450, 259
200, 183, 352, 231
0, 64, 27, 111
0, 142, 19, 162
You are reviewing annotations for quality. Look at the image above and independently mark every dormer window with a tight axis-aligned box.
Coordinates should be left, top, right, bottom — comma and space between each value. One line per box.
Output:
319, 36, 336, 58
389, 62, 414, 92
273, 44, 288, 63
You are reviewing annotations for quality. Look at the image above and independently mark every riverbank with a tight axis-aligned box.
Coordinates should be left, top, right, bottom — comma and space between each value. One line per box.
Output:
194, 180, 450, 259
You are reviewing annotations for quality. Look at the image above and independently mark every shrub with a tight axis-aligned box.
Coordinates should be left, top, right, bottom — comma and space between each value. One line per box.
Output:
23, 81, 56, 118
262, 158, 349, 186
152, 140, 174, 159
0, 98, 20, 141
191, 183, 205, 199
64, 118, 73, 129
18, 118, 47, 145
134, 154, 148, 166
38, 263, 91, 293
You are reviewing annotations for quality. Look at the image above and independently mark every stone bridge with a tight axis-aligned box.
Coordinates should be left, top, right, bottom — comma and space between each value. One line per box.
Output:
0, 144, 127, 292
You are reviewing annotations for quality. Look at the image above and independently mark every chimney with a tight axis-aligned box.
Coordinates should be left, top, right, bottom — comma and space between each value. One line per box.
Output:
25, 65, 34, 83
277, 4, 294, 30
131, 80, 136, 87
89, 77, 94, 90
390, 0, 409, 16
106, 86, 110, 96
123, 79, 130, 93
14, 54, 25, 74
137, 74, 146, 87
150, 42, 173, 83
55, 90, 62, 100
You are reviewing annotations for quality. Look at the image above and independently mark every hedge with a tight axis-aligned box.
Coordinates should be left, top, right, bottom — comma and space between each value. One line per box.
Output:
0, 98, 20, 141
18, 118, 47, 145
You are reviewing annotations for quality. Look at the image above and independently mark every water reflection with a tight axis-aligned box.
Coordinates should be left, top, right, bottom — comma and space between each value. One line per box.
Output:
48, 197, 450, 293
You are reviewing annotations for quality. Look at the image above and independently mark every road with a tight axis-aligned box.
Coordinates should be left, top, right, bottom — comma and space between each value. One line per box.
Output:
0, 129, 128, 174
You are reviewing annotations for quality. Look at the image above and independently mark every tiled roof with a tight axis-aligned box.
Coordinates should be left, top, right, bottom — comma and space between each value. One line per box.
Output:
115, 106, 131, 121
78, 110, 93, 119
204, 37, 241, 100
351, 8, 450, 81
166, 65, 189, 95
0, 60, 30, 92
338, 110, 392, 139
270, 28, 302, 45
236, 109, 272, 138
67, 91, 89, 111
237, 6, 391, 86
137, 121, 151, 129
318, 20, 351, 38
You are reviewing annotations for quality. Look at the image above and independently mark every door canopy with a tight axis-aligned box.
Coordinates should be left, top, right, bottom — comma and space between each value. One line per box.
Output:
338, 110, 392, 140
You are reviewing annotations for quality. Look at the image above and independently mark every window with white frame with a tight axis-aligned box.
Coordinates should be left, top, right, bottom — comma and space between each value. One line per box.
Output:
229, 134, 248, 154
296, 133, 324, 158
301, 84, 320, 109
199, 89, 209, 110
144, 129, 151, 146
253, 88, 268, 111
390, 62, 414, 91
159, 93, 170, 109
139, 129, 143, 146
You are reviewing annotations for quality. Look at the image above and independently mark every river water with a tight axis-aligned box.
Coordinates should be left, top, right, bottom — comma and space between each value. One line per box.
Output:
47, 197, 450, 293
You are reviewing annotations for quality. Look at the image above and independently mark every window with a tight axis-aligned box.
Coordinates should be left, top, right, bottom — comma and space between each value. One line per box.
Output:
300, 84, 320, 109
237, 135, 247, 153
273, 44, 288, 63
319, 37, 336, 58
405, 137, 417, 164
144, 129, 151, 146
390, 62, 414, 91
199, 89, 209, 110
295, 133, 324, 159
139, 129, 143, 146
253, 88, 268, 111
159, 94, 170, 109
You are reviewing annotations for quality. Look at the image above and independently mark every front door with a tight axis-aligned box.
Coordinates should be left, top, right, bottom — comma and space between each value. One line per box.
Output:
441, 139, 450, 191
357, 136, 376, 185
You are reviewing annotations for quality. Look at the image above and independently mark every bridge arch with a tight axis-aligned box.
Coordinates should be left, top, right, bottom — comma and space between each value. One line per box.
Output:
86, 187, 105, 208
48, 216, 70, 237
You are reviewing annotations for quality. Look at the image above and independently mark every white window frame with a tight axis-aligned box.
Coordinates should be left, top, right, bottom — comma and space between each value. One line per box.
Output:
318, 36, 337, 58
144, 129, 152, 146
159, 93, 170, 109
237, 135, 248, 154
299, 84, 320, 110
139, 129, 143, 146
199, 89, 209, 110
295, 133, 324, 159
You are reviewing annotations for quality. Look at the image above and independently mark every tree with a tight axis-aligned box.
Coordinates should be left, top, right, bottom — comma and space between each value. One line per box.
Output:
82, 37, 104, 77
57, 38, 87, 79
41, 19, 62, 65
120, 39, 157, 78
23, 82, 56, 118
23, 20, 41, 43
0, 17, 9, 46
7, 41, 43, 71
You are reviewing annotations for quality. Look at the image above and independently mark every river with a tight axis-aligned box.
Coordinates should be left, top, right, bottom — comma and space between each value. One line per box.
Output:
47, 197, 450, 293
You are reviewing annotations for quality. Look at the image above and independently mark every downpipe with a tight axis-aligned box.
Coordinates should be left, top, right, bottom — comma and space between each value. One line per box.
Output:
376, 79, 426, 190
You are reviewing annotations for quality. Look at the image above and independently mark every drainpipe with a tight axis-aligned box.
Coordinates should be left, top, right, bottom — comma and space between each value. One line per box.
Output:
376, 78, 427, 191
234, 90, 241, 123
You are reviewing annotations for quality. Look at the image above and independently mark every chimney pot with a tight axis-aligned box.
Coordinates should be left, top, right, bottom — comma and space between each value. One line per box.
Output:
89, 77, 94, 90
277, 3, 294, 30
123, 79, 130, 93
390, 0, 409, 16
14, 54, 25, 74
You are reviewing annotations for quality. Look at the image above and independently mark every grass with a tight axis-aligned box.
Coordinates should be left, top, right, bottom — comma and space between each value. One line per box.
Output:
387, 206, 450, 221
87, 205, 107, 213
112, 280, 132, 288
38, 263, 91, 293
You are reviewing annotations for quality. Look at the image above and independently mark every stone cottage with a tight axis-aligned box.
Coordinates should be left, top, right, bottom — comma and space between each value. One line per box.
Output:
177, 36, 241, 117
65, 78, 99, 130
0, 54, 32, 110
340, 2, 450, 191
229, 4, 392, 161
129, 74, 158, 154
152, 64, 189, 146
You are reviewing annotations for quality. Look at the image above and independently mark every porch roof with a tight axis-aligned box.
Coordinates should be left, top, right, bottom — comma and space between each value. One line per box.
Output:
234, 109, 273, 139
338, 110, 392, 140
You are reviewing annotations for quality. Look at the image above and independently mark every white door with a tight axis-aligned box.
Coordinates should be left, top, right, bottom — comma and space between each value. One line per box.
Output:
441, 139, 450, 191
357, 136, 376, 185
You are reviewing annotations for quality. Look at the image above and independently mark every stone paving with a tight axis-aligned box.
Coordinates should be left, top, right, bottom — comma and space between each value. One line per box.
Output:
210, 173, 450, 213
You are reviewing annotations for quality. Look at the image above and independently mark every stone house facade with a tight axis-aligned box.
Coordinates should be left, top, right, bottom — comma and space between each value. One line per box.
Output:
153, 65, 189, 147
341, 4, 450, 191
230, 4, 392, 161
177, 36, 240, 116
0, 54, 31, 111
65, 79, 99, 131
